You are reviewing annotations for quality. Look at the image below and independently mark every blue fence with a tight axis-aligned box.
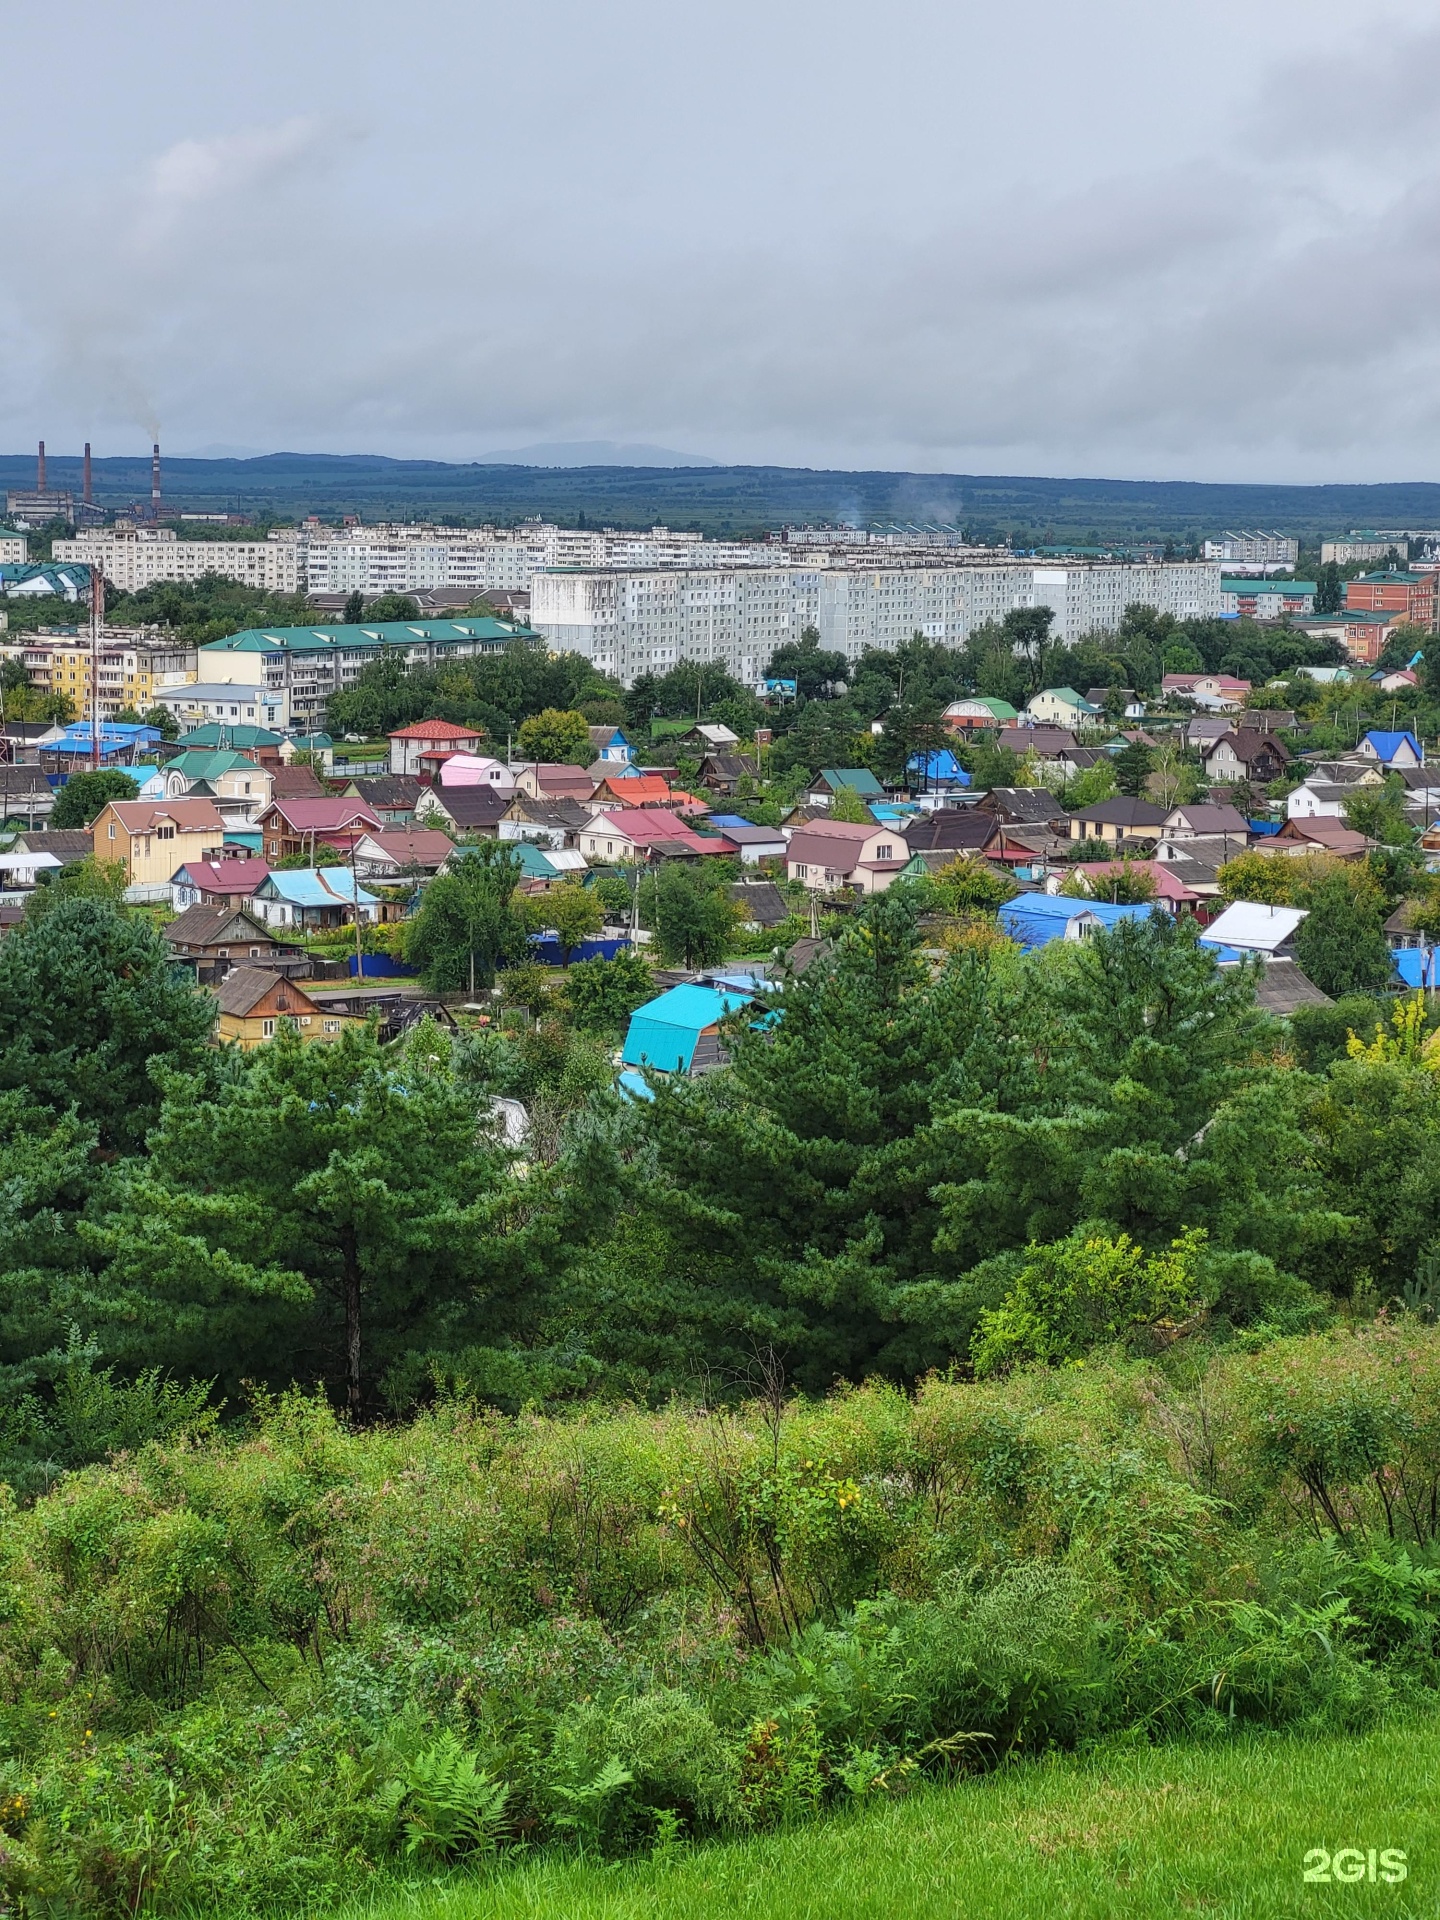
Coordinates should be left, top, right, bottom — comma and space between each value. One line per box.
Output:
525, 934, 632, 966
347, 953, 419, 978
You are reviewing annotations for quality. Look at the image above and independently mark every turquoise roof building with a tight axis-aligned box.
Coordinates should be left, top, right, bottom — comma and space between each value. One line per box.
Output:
621, 983, 753, 1076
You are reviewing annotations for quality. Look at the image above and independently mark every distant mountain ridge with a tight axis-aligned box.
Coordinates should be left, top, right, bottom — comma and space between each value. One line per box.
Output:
4, 449, 1440, 541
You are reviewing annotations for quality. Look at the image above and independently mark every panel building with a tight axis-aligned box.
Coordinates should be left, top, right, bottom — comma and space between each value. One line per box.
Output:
54, 526, 302, 594
530, 560, 1221, 686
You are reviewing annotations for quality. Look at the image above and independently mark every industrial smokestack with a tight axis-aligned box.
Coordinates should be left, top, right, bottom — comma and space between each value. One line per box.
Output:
83, 443, 93, 504
37, 441, 46, 492
151, 442, 161, 518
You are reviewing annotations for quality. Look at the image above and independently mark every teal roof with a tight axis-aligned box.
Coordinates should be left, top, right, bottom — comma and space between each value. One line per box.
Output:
1222, 578, 1316, 593
164, 749, 254, 781
621, 984, 751, 1074
201, 618, 533, 657
1038, 687, 1100, 712
178, 722, 284, 749
819, 768, 884, 795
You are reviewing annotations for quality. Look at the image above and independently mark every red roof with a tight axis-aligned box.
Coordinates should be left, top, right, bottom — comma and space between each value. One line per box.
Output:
1073, 860, 1199, 904
260, 798, 383, 833
177, 858, 271, 894
388, 719, 485, 741
585, 808, 728, 854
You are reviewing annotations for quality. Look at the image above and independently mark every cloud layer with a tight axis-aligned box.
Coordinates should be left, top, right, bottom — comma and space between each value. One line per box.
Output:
2, 0, 1437, 481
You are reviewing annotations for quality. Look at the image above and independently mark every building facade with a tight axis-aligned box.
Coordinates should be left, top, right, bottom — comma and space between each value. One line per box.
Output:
55, 526, 302, 594
530, 560, 1220, 686
0, 629, 192, 720
1344, 571, 1438, 631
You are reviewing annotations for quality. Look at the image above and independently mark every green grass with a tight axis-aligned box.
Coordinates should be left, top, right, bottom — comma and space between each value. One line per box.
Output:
345, 1719, 1440, 1920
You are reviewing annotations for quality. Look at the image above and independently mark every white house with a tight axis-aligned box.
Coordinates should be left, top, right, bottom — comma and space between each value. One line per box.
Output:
1022, 687, 1101, 728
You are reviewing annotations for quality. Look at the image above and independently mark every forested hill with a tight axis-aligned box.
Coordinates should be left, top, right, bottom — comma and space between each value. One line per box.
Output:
7, 449, 1440, 542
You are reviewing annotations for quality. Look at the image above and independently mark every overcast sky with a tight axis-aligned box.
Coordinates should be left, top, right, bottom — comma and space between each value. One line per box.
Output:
3, 0, 1438, 482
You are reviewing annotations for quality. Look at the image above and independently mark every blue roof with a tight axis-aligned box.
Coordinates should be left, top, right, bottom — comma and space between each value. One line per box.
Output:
1394, 948, 1438, 991
617, 1069, 656, 1104
1363, 730, 1422, 763
621, 983, 751, 1074
907, 749, 970, 784
255, 869, 379, 908
707, 813, 755, 828
997, 892, 1153, 951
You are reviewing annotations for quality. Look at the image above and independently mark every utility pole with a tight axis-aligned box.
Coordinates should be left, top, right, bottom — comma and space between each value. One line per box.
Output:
348, 832, 364, 979
89, 567, 105, 771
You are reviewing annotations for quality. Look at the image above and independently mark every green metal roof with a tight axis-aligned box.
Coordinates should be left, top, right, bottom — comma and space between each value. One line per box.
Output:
201, 618, 533, 657
177, 722, 284, 748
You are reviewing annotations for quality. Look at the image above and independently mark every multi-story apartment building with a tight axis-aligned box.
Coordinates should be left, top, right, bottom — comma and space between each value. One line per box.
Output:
54, 525, 302, 594
1320, 538, 1407, 567
0, 530, 26, 566
1344, 569, 1438, 631
1202, 532, 1300, 567
0, 628, 194, 720
530, 560, 1221, 686
196, 615, 530, 728
296, 521, 739, 596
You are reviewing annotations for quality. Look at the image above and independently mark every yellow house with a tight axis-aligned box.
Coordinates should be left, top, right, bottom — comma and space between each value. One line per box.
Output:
212, 968, 361, 1049
92, 797, 226, 888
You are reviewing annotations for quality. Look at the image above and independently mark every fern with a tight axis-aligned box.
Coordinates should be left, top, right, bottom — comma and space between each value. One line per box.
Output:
388, 1732, 510, 1858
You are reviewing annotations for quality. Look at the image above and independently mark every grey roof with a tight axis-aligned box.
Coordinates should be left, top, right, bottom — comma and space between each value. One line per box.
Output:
430, 786, 509, 829
1165, 803, 1250, 835
347, 774, 424, 808
978, 787, 1068, 825
164, 904, 276, 948
1242, 957, 1333, 1015
11, 829, 93, 858
905, 809, 1001, 851
728, 880, 789, 926
213, 966, 316, 1018
1070, 797, 1168, 826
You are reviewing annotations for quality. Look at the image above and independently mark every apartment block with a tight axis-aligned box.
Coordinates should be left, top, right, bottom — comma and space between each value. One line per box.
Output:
529, 560, 1221, 686
1344, 570, 1438, 631
1202, 532, 1299, 566
54, 526, 302, 594
0, 628, 193, 720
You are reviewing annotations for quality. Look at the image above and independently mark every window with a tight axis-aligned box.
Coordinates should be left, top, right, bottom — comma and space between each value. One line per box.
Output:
323, 1019, 340, 1034
108, 822, 116, 839
218, 947, 229, 958
796, 863, 808, 878
250, 946, 260, 957
876, 843, 893, 860
262, 1017, 276, 1037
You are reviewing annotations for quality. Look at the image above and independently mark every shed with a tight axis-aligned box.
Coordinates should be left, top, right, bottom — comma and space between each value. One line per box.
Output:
621, 983, 752, 1075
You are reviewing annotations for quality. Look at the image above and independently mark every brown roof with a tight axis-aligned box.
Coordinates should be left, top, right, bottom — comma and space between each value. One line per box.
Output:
358, 829, 454, 868
977, 788, 1069, 826
270, 764, 327, 799
164, 904, 276, 949
787, 823, 875, 870
213, 966, 320, 1018
904, 810, 1000, 853
105, 798, 226, 833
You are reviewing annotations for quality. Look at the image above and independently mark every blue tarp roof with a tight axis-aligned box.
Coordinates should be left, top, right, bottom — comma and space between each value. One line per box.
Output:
1363, 730, 1422, 764
256, 869, 379, 907
621, 983, 752, 1074
907, 749, 969, 784
1394, 948, 1438, 990
997, 892, 1154, 951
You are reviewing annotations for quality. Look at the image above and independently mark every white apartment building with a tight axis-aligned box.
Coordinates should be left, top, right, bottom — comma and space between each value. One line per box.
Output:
1202, 532, 1300, 566
0, 530, 26, 566
530, 560, 1222, 685
54, 526, 302, 594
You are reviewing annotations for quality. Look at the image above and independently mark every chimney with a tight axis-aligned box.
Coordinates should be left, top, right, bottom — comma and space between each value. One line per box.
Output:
151, 441, 161, 519
37, 441, 46, 492
83, 443, 93, 504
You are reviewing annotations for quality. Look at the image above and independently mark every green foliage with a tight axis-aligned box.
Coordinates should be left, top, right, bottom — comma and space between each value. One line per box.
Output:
564, 950, 655, 1031
653, 865, 735, 969
47, 770, 138, 830
927, 856, 1019, 913
327, 638, 618, 741
516, 707, 592, 766
105, 574, 315, 648
404, 840, 528, 992
0, 896, 214, 1151
1059, 858, 1157, 904
363, 593, 422, 623
971, 1227, 1208, 1373
386, 1732, 509, 1857
826, 783, 873, 824
1062, 758, 1118, 808
1292, 866, 1393, 999
534, 879, 604, 960
1112, 740, 1153, 796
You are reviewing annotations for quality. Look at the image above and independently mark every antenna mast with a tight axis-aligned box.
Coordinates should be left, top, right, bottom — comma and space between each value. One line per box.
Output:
90, 567, 105, 771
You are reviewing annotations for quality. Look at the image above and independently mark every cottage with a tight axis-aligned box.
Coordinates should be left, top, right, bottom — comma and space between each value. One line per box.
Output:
1022, 689, 1101, 728
621, 983, 753, 1076
513, 764, 596, 803
497, 794, 592, 849
163, 905, 294, 979
804, 768, 885, 810
997, 893, 1153, 949
1273, 820, 1375, 860
943, 696, 1019, 732
387, 719, 486, 776
904, 810, 1002, 856
1201, 731, 1290, 785
250, 868, 382, 930
674, 722, 740, 752
92, 798, 226, 890
352, 829, 455, 880
1163, 802, 1251, 842
786, 818, 908, 893
213, 969, 361, 1049
1068, 798, 1167, 846
976, 788, 1070, 830
256, 798, 382, 863
1199, 900, 1307, 956
729, 880, 790, 928
696, 752, 758, 795
589, 772, 696, 813
1357, 729, 1424, 769
417, 785, 509, 836
169, 857, 271, 912
578, 809, 730, 863
156, 751, 273, 815
588, 725, 635, 765
340, 774, 425, 824
1161, 673, 1251, 710
997, 726, 1078, 759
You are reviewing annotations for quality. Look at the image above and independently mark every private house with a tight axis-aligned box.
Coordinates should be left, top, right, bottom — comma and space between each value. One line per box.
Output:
1273, 819, 1374, 860
0, 778, 58, 829
1084, 687, 1147, 719
176, 723, 286, 764
907, 748, 969, 789
729, 880, 790, 928
1286, 774, 1375, 821
577, 809, 731, 863
715, 822, 787, 865
497, 794, 592, 849
976, 788, 1070, 831
997, 726, 1078, 759
1384, 899, 1436, 951
1163, 802, 1251, 842
433, 753, 516, 795
170, 857, 271, 912
388, 719, 486, 776
943, 696, 1019, 732
1161, 673, 1251, 709
1357, 729, 1424, 769
786, 818, 909, 893
904, 810, 1002, 856
1201, 730, 1290, 785
621, 982, 753, 1077
513, 763, 596, 803
213, 968, 360, 1050
804, 768, 885, 810
270, 763, 328, 801
249, 868, 382, 930
696, 752, 758, 795
588, 724, 635, 765
1065, 860, 1204, 912
1022, 688, 1101, 728
1068, 798, 1167, 846
10, 828, 92, 867
339, 774, 425, 824
92, 798, 226, 889
256, 798, 382, 863
416, 785, 509, 836
155, 750, 273, 815
352, 829, 455, 880
1199, 900, 1307, 956
589, 772, 697, 813
163, 905, 295, 980
673, 722, 741, 752
997, 892, 1153, 949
